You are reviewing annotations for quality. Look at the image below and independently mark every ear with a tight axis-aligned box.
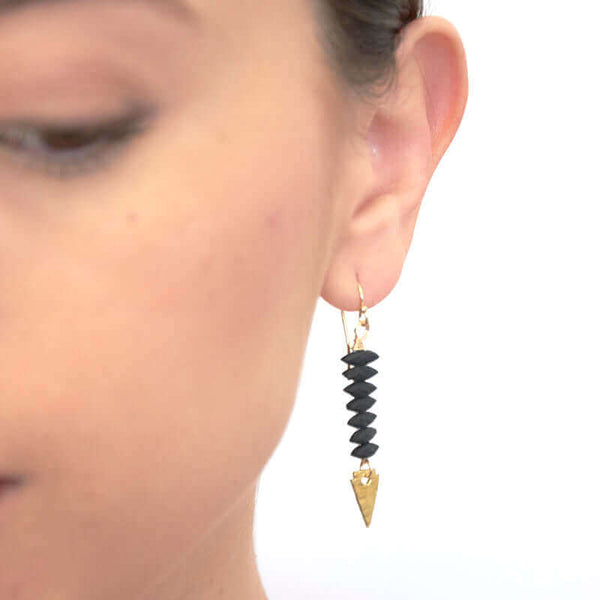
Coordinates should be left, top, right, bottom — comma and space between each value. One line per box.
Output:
320, 16, 469, 310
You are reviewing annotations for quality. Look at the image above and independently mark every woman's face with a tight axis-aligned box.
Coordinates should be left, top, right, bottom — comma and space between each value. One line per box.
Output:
0, 0, 364, 597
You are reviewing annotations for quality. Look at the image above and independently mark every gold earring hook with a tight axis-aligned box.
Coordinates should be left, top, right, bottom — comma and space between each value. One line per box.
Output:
341, 278, 370, 353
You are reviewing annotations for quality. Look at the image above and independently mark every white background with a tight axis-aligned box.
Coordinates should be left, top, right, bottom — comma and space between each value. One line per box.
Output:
255, 1, 600, 598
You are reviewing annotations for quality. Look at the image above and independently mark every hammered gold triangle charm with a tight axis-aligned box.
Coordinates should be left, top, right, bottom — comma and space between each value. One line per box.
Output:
350, 466, 379, 527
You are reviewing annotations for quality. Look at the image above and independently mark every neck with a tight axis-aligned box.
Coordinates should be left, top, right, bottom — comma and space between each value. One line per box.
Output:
135, 481, 268, 600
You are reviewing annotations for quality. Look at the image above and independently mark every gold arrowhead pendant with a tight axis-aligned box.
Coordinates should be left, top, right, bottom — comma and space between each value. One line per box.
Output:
350, 460, 379, 527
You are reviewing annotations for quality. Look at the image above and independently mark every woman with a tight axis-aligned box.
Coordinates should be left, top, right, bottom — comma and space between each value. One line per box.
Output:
0, 0, 468, 599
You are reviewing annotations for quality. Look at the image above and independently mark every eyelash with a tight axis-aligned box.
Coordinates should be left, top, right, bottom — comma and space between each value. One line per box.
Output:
0, 107, 154, 180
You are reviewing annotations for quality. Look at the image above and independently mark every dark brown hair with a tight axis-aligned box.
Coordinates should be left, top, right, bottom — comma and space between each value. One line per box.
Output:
314, 0, 424, 104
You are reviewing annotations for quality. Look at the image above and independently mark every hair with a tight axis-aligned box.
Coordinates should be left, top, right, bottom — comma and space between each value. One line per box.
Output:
314, 0, 424, 105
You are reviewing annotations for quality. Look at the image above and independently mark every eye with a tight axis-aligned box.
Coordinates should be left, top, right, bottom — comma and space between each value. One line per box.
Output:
0, 106, 155, 180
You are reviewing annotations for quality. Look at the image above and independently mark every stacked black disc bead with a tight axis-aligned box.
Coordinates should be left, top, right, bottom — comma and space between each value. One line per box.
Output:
341, 349, 379, 459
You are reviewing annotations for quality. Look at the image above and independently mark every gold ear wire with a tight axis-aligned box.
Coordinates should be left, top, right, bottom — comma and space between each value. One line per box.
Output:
341, 277, 370, 353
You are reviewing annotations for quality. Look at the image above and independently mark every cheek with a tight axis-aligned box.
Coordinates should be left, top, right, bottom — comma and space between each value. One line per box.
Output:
0, 76, 340, 597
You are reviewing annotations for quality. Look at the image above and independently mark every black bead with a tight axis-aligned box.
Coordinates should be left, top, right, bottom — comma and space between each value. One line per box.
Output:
342, 365, 378, 382
341, 349, 379, 366
348, 411, 377, 428
343, 381, 376, 398
351, 442, 379, 459
346, 396, 376, 412
350, 427, 377, 444
342, 348, 381, 460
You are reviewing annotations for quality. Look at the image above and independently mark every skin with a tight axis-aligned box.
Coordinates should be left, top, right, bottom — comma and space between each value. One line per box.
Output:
0, 1, 468, 599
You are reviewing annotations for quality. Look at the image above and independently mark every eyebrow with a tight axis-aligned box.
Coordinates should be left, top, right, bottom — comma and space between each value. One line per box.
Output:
0, 0, 196, 22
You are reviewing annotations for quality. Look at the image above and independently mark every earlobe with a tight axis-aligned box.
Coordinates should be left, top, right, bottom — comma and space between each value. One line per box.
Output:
320, 16, 468, 312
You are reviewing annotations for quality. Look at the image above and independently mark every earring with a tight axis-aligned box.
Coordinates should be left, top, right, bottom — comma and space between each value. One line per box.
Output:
341, 278, 380, 528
